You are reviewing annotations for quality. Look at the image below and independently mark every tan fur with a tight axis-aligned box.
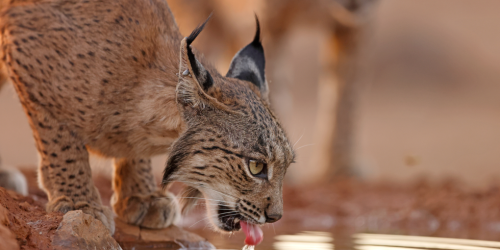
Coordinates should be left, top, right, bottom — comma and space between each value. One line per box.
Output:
111, 158, 179, 228
0, 64, 6, 88
0, 0, 294, 234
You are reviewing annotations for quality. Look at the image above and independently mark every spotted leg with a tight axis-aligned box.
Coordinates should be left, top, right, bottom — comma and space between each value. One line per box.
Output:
29, 111, 115, 233
111, 158, 179, 228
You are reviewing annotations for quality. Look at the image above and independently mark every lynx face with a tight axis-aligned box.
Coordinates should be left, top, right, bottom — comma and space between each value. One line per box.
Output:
162, 17, 295, 232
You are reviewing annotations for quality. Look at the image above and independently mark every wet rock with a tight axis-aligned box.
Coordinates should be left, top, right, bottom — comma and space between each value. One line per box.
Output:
114, 219, 215, 250
52, 210, 122, 250
140, 224, 206, 242
113, 219, 141, 242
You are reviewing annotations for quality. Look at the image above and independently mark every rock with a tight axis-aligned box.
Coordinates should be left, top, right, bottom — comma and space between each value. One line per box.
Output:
0, 223, 20, 250
114, 219, 215, 250
52, 210, 122, 250
174, 240, 216, 250
0, 203, 9, 226
0, 203, 20, 250
139, 224, 205, 242
0, 167, 28, 196
0, 173, 215, 250
0, 187, 63, 250
113, 219, 140, 242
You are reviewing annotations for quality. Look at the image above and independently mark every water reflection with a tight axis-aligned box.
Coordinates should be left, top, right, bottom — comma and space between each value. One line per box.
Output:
273, 231, 334, 250
196, 229, 500, 250
354, 234, 500, 250
251, 232, 500, 250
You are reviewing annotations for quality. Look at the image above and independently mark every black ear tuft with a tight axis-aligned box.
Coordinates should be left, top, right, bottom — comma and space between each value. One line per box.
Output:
252, 14, 261, 45
226, 15, 267, 96
186, 13, 212, 46
186, 13, 213, 92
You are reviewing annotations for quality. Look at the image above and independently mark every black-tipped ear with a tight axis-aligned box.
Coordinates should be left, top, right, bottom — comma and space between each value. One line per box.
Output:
185, 14, 213, 92
226, 16, 268, 100
178, 14, 225, 110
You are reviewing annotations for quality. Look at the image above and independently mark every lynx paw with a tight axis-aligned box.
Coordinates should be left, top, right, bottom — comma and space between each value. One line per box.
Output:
46, 196, 74, 213
112, 190, 180, 229
47, 196, 116, 234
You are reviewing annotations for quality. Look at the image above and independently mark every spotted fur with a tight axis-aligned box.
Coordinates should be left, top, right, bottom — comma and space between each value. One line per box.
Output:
0, 0, 294, 234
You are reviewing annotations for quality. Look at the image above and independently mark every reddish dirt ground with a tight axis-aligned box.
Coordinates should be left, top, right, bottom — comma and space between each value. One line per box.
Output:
280, 178, 500, 240
0, 187, 62, 250
5, 168, 500, 249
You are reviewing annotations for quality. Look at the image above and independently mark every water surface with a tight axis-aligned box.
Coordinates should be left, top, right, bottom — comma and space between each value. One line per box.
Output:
193, 230, 500, 250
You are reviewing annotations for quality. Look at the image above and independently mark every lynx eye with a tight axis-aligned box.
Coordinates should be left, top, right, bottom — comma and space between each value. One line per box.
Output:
248, 159, 266, 177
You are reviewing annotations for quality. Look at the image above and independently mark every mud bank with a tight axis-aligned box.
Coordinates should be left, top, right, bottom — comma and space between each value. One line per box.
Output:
1, 169, 213, 250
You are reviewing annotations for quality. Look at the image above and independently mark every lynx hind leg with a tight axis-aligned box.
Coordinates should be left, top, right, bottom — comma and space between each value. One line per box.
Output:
28, 112, 115, 233
112, 158, 180, 229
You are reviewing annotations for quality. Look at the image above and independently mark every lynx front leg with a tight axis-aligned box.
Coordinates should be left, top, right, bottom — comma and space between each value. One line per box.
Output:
31, 113, 114, 233
112, 158, 179, 228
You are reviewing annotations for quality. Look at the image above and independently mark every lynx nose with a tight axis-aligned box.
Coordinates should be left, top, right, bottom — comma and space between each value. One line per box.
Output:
265, 212, 282, 223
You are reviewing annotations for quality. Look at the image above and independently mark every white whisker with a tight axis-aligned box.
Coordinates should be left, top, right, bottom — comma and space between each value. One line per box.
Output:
295, 143, 315, 151
189, 211, 239, 228
177, 197, 237, 205
181, 181, 239, 200
293, 129, 305, 149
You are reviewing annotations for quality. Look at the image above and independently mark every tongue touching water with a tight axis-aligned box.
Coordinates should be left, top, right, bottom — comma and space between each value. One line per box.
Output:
240, 221, 263, 245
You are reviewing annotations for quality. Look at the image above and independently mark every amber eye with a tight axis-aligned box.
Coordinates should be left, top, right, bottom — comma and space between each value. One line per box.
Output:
248, 160, 265, 176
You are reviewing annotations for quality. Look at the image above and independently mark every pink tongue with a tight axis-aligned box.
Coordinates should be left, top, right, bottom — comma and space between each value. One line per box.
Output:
240, 221, 263, 245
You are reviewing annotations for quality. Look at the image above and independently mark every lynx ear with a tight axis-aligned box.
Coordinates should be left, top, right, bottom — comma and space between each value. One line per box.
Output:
177, 14, 215, 109
226, 16, 268, 102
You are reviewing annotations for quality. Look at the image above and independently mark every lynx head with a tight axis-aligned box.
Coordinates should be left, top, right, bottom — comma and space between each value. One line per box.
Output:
162, 16, 295, 233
